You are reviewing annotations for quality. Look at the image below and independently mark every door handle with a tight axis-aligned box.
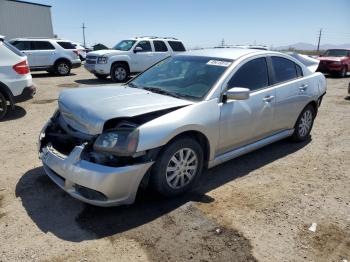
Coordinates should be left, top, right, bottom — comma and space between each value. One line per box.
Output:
299, 84, 308, 91
263, 95, 274, 102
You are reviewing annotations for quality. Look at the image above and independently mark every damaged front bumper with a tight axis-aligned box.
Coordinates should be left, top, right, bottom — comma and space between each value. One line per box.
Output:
38, 121, 154, 207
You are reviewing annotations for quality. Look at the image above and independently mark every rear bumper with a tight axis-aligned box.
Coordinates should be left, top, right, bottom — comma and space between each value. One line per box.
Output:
13, 85, 36, 103
38, 122, 154, 207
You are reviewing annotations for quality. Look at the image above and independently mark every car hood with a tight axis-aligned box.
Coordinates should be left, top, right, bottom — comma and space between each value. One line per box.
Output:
318, 56, 347, 62
58, 86, 193, 135
87, 50, 127, 57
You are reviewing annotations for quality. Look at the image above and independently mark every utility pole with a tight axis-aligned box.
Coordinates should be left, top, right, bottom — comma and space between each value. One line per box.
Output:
317, 28, 322, 51
82, 23, 86, 48
221, 38, 225, 47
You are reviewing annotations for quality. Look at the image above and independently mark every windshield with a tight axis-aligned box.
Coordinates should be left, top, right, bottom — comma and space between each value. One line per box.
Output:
130, 56, 233, 100
113, 40, 136, 51
323, 49, 349, 57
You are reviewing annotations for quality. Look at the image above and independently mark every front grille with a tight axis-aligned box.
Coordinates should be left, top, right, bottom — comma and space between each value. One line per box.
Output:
87, 56, 97, 59
86, 59, 96, 64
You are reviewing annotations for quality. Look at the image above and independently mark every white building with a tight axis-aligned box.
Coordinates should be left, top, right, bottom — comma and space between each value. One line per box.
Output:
0, 0, 54, 40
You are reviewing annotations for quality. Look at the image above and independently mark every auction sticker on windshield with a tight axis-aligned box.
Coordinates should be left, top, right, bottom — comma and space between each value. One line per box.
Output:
207, 60, 232, 67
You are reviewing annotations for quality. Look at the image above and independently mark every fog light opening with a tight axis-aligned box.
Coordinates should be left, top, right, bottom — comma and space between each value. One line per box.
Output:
74, 185, 107, 201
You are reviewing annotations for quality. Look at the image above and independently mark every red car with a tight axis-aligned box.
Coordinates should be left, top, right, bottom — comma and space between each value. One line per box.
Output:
317, 49, 350, 77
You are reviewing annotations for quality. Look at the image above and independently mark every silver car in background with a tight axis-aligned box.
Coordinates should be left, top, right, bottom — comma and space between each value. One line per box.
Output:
38, 48, 327, 207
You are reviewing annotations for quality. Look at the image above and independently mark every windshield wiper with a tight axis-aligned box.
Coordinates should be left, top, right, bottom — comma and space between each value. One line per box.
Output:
127, 82, 139, 88
143, 87, 182, 99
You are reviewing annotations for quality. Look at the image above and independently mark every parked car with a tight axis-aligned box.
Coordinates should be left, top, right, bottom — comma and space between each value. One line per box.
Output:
71, 42, 86, 61
84, 36, 186, 82
0, 36, 35, 120
9, 38, 81, 76
317, 49, 350, 77
39, 48, 326, 207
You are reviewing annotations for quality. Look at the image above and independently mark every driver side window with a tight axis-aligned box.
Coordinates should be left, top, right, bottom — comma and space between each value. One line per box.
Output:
134, 41, 152, 52
227, 57, 269, 91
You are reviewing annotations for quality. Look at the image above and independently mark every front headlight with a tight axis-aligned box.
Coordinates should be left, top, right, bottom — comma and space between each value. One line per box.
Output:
97, 56, 108, 64
93, 129, 139, 156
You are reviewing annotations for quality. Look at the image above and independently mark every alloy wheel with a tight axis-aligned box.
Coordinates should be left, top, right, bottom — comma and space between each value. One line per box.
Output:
114, 67, 127, 81
166, 148, 198, 189
298, 109, 313, 137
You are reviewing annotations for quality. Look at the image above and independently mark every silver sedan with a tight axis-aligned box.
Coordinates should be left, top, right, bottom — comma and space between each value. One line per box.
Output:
38, 48, 327, 206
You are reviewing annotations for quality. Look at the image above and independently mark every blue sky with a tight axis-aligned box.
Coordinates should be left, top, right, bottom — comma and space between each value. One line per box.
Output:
37, 0, 350, 48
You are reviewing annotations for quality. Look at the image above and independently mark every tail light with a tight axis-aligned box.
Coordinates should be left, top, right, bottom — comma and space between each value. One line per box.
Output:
73, 50, 79, 56
13, 60, 30, 75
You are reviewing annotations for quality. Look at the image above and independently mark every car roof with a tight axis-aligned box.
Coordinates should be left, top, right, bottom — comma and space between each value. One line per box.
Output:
129, 36, 182, 41
10, 38, 71, 42
177, 48, 267, 60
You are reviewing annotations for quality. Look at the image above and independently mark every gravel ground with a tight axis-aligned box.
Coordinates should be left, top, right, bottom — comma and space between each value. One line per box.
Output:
0, 67, 349, 262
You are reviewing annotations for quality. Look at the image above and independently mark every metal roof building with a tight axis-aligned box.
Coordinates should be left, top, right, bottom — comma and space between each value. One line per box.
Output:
0, 0, 54, 40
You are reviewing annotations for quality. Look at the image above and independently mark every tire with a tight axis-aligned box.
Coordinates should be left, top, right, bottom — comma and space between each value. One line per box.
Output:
339, 67, 347, 78
54, 60, 71, 76
94, 73, 108, 80
150, 137, 204, 197
0, 92, 8, 120
110, 63, 129, 82
291, 104, 315, 142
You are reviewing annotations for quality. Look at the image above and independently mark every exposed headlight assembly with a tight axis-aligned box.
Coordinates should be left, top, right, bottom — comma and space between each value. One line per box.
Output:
93, 129, 139, 156
97, 56, 108, 64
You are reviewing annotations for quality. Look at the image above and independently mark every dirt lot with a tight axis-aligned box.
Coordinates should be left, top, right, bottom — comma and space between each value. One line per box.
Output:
0, 67, 349, 262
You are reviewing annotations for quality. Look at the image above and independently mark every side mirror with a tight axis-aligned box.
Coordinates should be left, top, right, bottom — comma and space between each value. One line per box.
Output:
133, 46, 143, 53
224, 87, 250, 101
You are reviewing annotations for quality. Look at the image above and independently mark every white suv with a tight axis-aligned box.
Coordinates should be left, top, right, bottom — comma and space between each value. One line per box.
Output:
84, 36, 186, 82
9, 38, 81, 76
0, 36, 35, 120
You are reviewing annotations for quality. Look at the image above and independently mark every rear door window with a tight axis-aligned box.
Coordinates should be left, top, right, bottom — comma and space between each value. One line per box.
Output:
33, 41, 55, 50
153, 40, 168, 52
227, 57, 269, 91
57, 41, 75, 49
168, 41, 186, 52
11, 41, 32, 51
271, 56, 298, 83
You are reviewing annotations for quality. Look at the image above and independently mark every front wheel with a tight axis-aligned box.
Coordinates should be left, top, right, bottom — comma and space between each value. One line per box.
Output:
150, 138, 204, 197
291, 105, 315, 142
0, 92, 8, 120
110, 63, 129, 82
339, 67, 347, 78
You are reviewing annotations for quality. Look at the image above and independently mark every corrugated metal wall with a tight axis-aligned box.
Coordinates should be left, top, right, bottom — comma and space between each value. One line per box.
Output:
0, 0, 54, 40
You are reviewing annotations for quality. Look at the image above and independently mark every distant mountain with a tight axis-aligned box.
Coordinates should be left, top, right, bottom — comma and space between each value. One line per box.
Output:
275, 42, 350, 50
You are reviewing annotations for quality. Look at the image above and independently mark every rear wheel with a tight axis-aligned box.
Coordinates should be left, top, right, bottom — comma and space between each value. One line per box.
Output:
291, 104, 315, 142
0, 92, 8, 120
94, 73, 108, 80
150, 138, 204, 197
55, 60, 71, 76
111, 63, 129, 82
